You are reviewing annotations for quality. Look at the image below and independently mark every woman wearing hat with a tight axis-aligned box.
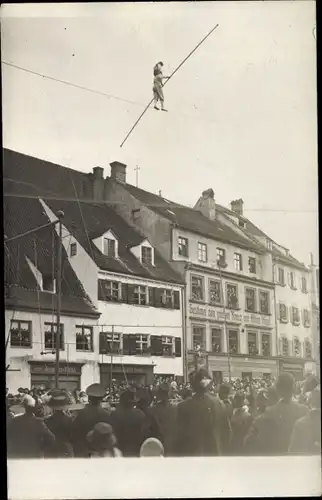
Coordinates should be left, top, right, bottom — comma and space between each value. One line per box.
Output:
87, 422, 122, 458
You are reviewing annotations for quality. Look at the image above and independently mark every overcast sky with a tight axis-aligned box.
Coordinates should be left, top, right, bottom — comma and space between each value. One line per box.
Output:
1, 2, 318, 264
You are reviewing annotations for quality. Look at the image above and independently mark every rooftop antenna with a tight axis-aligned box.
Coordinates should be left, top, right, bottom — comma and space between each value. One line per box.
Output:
134, 165, 140, 187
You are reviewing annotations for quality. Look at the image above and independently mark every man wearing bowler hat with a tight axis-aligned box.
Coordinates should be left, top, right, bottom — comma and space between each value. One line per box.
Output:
71, 383, 111, 457
43, 389, 74, 458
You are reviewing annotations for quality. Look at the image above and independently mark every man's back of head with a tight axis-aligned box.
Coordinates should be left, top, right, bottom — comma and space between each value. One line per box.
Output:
276, 372, 295, 401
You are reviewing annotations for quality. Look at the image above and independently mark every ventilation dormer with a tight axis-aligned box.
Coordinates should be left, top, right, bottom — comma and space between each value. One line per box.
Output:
93, 229, 119, 259
26, 256, 56, 293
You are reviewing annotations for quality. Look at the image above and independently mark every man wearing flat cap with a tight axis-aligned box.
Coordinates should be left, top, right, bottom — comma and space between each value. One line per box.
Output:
43, 389, 74, 458
71, 383, 111, 457
7, 394, 55, 459
174, 369, 231, 456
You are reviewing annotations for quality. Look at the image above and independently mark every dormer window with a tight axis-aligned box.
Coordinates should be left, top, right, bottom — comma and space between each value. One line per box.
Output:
104, 238, 116, 258
238, 219, 246, 228
42, 274, 56, 293
142, 246, 153, 265
266, 239, 273, 250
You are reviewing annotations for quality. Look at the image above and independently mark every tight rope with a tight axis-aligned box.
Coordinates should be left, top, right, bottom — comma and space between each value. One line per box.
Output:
119, 23, 219, 148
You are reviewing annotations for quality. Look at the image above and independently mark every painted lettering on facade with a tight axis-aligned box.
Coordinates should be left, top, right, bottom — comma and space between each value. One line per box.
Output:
189, 303, 271, 327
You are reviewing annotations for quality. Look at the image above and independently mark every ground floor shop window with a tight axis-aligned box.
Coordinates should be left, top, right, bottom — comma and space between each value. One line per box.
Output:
192, 325, 206, 350
261, 333, 271, 356
247, 331, 258, 355
228, 329, 238, 354
211, 327, 222, 353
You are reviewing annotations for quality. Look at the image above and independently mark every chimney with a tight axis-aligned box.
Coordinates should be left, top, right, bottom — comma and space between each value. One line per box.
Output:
93, 166, 104, 179
92, 166, 104, 200
230, 198, 244, 216
194, 188, 216, 220
110, 161, 126, 184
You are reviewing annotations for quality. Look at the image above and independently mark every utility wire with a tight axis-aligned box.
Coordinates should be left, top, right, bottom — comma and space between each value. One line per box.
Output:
3, 189, 317, 213
120, 23, 219, 148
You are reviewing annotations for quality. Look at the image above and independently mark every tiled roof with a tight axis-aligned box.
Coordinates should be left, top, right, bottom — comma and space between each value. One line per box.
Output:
3, 149, 183, 284
5, 286, 99, 318
43, 198, 184, 284
4, 195, 100, 316
119, 183, 264, 253
3, 148, 91, 200
216, 204, 308, 271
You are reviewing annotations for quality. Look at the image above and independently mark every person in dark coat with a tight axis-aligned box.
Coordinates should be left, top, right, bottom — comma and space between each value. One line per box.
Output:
244, 387, 279, 455
218, 383, 233, 420
289, 388, 321, 455
109, 388, 146, 457
7, 395, 55, 459
250, 373, 308, 455
71, 383, 111, 457
174, 369, 231, 457
149, 383, 178, 456
136, 387, 162, 443
43, 389, 74, 458
230, 391, 253, 455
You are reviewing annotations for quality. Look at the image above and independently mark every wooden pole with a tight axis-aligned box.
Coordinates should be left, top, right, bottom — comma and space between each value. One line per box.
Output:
55, 211, 64, 388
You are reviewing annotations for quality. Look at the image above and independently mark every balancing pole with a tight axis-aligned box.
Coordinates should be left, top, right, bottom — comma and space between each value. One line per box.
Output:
119, 23, 219, 148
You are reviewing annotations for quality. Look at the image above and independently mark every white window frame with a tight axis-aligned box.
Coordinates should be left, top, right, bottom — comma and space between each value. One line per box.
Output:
104, 237, 116, 258
103, 280, 121, 301
245, 287, 256, 312
301, 276, 308, 293
141, 246, 153, 265
247, 330, 258, 355
75, 325, 93, 352
234, 253, 243, 271
192, 325, 206, 350
197, 242, 207, 262
279, 303, 288, 323
178, 236, 189, 257
44, 322, 64, 350
161, 289, 174, 307
211, 327, 222, 353
102, 331, 122, 353
162, 336, 174, 356
226, 282, 239, 309
228, 329, 239, 354
135, 334, 149, 354
248, 257, 256, 274
209, 279, 222, 305
133, 285, 148, 305
259, 289, 270, 315
10, 320, 32, 348
70, 242, 77, 257
291, 306, 300, 325
191, 275, 205, 302
261, 332, 271, 357
278, 267, 285, 285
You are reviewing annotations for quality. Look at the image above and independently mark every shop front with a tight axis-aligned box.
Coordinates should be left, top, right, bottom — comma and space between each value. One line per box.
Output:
29, 361, 83, 391
278, 359, 305, 381
100, 363, 154, 388
208, 354, 278, 381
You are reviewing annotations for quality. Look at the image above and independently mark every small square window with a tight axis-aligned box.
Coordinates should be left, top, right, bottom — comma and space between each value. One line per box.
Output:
70, 243, 77, 257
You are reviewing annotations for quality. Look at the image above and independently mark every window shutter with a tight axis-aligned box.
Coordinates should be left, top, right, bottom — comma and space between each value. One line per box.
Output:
175, 337, 182, 357
155, 288, 164, 308
99, 333, 107, 354
150, 335, 163, 356
98, 280, 106, 301
173, 291, 180, 309
148, 287, 155, 307
122, 334, 130, 355
127, 285, 136, 304
121, 283, 128, 303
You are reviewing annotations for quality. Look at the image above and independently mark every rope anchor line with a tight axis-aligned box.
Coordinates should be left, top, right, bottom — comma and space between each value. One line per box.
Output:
119, 23, 219, 148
